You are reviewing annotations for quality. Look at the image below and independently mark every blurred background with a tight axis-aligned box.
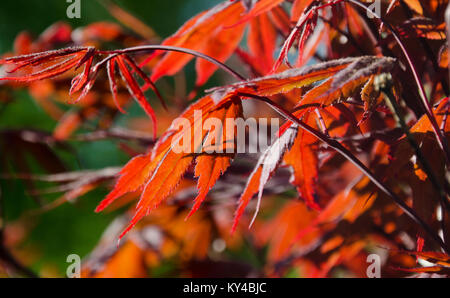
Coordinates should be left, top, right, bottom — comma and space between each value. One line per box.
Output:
0, 0, 224, 277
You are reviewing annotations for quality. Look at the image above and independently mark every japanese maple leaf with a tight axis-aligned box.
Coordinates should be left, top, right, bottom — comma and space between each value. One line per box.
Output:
96, 94, 243, 239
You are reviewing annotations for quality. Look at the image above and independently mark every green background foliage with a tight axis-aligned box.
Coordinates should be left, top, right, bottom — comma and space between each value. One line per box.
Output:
0, 0, 221, 275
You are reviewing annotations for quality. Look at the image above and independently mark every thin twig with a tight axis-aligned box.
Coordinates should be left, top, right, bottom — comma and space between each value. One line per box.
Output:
96, 45, 246, 81
71, 128, 155, 144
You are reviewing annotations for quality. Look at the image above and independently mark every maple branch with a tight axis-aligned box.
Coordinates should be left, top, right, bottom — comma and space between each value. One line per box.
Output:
335, 127, 403, 143
97, 45, 246, 81
347, 0, 450, 167
238, 92, 450, 254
